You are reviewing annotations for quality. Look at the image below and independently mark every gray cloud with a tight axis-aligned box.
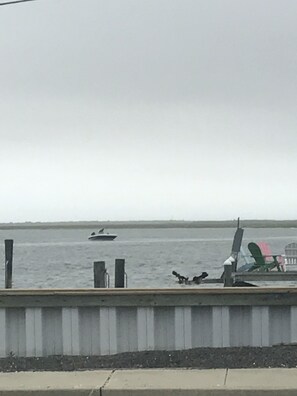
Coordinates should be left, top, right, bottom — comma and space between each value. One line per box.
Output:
1, 0, 297, 221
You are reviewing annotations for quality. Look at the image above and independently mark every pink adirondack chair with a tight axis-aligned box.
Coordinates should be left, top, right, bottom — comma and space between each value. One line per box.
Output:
258, 241, 286, 272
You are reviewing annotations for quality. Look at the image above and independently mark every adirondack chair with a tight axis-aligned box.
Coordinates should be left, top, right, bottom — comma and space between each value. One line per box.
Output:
230, 226, 244, 271
258, 241, 286, 272
247, 242, 283, 272
220, 226, 244, 279
284, 242, 297, 269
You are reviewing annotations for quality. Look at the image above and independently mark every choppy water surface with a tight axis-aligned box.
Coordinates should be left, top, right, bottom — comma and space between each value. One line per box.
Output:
0, 227, 296, 288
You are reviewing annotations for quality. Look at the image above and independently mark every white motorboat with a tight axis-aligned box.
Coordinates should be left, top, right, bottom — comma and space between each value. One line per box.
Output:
88, 228, 117, 241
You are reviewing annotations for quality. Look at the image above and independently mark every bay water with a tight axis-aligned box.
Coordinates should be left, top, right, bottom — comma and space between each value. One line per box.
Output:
0, 227, 296, 289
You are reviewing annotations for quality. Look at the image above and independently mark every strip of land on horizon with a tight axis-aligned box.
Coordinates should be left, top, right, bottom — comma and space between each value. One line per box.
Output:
0, 220, 297, 229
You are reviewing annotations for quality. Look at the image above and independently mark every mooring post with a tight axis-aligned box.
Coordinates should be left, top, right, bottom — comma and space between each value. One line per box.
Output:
114, 258, 125, 288
231, 260, 237, 273
93, 261, 106, 288
5, 239, 13, 289
224, 264, 233, 287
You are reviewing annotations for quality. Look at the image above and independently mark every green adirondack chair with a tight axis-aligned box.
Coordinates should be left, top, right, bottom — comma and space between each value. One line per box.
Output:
247, 242, 282, 272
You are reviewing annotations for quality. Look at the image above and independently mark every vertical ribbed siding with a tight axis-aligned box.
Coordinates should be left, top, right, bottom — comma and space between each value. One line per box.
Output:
6, 308, 26, 356
212, 307, 230, 347
154, 307, 175, 350
1, 303, 297, 357
269, 306, 291, 345
79, 308, 101, 355
137, 307, 154, 351
99, 307, 117, 355
191, 307, 212, 347
175, 307, 192, 350
25, 308, 42, 357
0, 309, 6, 357
229, 306, 252, 347
116, 307, 137, 353
42, 308, 63, 356
62, 308, 80, 355
252, 307, 270, 346
291, 307, 297, 343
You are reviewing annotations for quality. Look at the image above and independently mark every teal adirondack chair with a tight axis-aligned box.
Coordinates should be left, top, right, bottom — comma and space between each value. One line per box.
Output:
247, 242, 282, 272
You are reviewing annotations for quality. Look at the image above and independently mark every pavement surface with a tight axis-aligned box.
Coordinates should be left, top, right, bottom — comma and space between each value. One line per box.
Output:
1, 368, 297, 395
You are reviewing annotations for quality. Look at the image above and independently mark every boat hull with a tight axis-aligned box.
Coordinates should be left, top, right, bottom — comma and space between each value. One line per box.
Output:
88, 235, 117, 241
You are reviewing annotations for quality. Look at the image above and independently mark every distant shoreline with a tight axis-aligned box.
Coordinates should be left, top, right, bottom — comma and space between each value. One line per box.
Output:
0, 220, 297, 230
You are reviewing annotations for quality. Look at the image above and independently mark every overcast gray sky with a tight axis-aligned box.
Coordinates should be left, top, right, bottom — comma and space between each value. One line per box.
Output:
1, 0, 297, 222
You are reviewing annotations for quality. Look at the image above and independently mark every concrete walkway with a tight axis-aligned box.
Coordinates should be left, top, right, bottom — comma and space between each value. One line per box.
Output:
1, 368, 297, 395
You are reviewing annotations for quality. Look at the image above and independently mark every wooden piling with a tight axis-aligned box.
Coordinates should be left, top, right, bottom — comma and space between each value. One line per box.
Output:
114, 259, 125, 288
224, 264, 233, 287
5, 239, 13, 289
93, 261, 106, 288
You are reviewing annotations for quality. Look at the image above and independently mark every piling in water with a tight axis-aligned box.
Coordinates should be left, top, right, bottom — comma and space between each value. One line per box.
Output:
5, 239, 13, 288
115, 258, 125, 288
224, 264, 233, 287
93, 261, 106, 288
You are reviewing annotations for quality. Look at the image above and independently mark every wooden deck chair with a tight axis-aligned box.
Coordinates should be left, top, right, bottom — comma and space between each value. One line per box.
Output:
230, 227, 244, 271
258, 241, 286, 272
220, 226, 244, 279
284, 242, 297, 269
247, 242, 282, 272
